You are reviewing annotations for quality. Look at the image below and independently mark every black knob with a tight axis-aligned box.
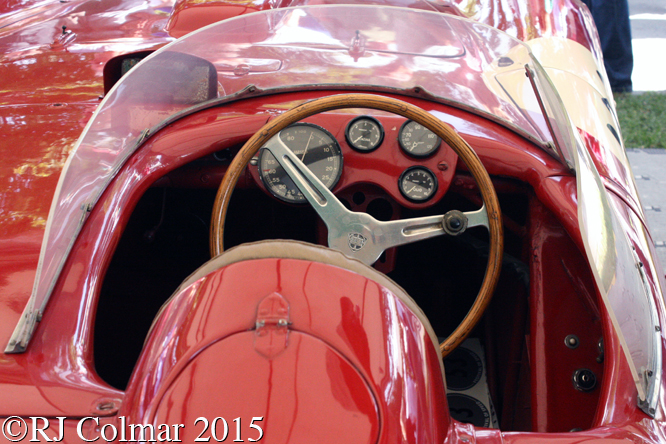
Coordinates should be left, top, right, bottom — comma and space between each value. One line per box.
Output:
572, 369, 597, 392
442, 210, 467, 236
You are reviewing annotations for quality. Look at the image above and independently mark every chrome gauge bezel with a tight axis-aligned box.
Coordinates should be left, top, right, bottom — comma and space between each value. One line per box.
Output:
398, 119, 441, 158
258, 122, 343, 204
345, 115, 384, 152
398, 166, 438, 203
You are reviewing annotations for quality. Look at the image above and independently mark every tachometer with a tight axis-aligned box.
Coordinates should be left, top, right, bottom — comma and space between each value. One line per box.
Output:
345, 116, 384, 152
259, 123, 343, 203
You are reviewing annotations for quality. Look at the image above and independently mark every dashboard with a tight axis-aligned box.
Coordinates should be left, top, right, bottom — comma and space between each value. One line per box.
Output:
248, 111, 460, 209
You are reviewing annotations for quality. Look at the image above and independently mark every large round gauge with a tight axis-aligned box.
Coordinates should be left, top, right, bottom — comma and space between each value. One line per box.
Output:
259, 123, 343, 203
399, 166, 438, 202
345, 116, 384, 152
398, 120, 441, 157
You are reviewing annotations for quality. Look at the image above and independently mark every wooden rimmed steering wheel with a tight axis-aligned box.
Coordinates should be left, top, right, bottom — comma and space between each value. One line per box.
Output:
210, 94, 503, 357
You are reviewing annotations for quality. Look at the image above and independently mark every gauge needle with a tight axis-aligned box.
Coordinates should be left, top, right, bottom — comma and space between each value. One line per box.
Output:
302, 133, 314, 161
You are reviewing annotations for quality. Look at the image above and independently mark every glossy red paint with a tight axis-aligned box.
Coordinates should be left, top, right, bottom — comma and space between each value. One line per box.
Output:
0, 88, 560, 419
0, 0, 174, 351
165, 0, 465, 38
154, 331, 379, 443
0, 110, 267, 416
2, 1, 665, 443
450, 0, 602, 57
164, 0, 599, 63
165, 0, 280, 38
528, 199, 604, 432
121, 256, 448, 442
1, 82, 662, 444
0, 0, 173, 422
0, 86, 644, 437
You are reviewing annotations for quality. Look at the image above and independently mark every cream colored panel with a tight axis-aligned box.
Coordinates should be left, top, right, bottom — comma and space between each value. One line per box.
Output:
527, 36, 611, 98
545, 68, 624, 158
526, 37, 620, 158
527, 37, 640, 202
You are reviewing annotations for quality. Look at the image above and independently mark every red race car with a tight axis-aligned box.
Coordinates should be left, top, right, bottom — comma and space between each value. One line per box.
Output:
1, 0, 664, 442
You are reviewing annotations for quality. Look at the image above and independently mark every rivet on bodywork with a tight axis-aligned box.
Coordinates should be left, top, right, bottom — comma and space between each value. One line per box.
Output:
565, 334, 579, 349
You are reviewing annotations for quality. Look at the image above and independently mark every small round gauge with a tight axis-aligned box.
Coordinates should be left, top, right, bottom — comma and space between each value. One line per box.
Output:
259, 123, 342, 203
398, 120, 441, 157
399, 167, 438, 202
345, 116, 384, 152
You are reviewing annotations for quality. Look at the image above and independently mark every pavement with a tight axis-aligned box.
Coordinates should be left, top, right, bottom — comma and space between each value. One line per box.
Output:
625, 0, 666, 270
626, 149, 666, 270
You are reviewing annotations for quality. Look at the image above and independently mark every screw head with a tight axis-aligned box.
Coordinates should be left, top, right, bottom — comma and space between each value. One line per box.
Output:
565, 334, 579, 349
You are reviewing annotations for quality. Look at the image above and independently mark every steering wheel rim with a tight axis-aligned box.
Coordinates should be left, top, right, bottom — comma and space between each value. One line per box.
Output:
210, 93, 503, 357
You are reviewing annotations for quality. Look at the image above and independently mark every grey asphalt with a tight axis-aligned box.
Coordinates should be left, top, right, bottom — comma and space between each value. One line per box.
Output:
625, 0, 666, 271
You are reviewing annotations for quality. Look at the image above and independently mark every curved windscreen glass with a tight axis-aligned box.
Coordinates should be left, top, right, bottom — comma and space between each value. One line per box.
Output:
573, 124, 662, 416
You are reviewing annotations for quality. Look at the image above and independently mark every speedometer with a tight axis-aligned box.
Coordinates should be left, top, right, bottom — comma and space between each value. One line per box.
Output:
259, 123, 343, 203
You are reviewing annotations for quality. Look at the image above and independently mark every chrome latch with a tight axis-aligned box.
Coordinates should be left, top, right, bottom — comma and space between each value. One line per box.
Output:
254, 292, 291, 359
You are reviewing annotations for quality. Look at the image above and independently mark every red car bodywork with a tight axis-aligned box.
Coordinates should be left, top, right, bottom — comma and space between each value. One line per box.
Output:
1, 0, 665, 443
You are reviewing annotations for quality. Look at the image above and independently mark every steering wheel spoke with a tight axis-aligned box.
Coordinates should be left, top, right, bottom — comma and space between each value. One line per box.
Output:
465, 206, 489, 230
374, 215, 446, 250
383, 206, 489, 246
347, 206, 489, 262
263, 134, 352, 229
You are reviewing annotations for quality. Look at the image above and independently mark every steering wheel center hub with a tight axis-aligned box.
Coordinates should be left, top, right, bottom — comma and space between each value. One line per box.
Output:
347, 232, 368, 252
